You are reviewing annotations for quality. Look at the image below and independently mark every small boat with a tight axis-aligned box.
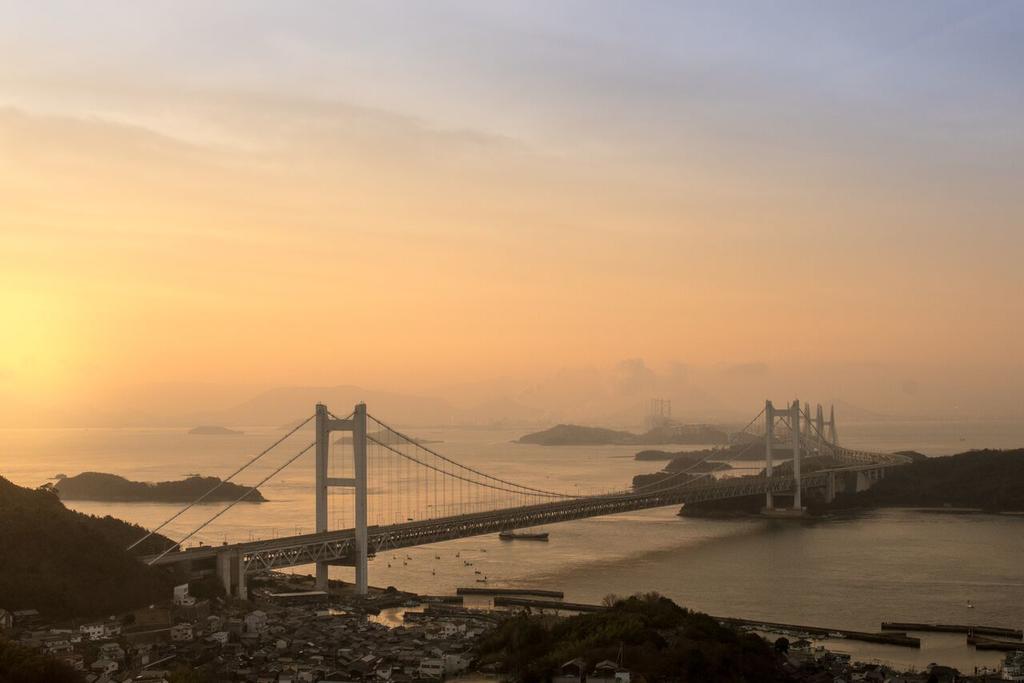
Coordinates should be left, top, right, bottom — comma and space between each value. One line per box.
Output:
499, 530, 549, 541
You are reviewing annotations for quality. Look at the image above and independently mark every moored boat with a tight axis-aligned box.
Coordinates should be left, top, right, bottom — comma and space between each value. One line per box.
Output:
498, 530, 549, 541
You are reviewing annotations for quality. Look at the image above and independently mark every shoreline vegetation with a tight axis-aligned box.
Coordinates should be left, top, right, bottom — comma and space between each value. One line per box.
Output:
516, 423, 729, 446
53, 472, 267, 503
673, 448, 1024, 517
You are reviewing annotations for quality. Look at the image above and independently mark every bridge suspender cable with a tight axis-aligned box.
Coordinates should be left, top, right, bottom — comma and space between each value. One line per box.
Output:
365, 435, 574, 498
627, 408, 767, 495
362, 413, 583, 499
128, 414, 315, 551
149, 440, 317, 565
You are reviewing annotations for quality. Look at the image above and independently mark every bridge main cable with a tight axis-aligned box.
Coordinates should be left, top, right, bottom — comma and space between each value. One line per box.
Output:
128, 414, 315, 551
148, 439, 317, 564
363, 413, 582, 499
365, 435, 575, 499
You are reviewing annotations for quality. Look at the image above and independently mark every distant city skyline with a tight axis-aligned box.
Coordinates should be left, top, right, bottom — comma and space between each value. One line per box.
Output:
1, 1, 1022, 424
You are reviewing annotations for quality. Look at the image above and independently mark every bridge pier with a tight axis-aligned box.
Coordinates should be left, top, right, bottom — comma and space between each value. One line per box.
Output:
217, 550, 231, 597
215, 549, 248, 600
791, 400, 802, 512
825, 471, 836, 504
235, 550, 247, 601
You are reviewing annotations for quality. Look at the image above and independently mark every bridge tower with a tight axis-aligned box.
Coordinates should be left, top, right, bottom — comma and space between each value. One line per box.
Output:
827, 405, 838, 444
315, 402, 369, 595
816, 404, 825, 454
763, 399, 803, 516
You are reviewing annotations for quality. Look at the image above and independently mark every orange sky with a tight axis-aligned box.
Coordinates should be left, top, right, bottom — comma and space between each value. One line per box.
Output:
1, 3, 1022, 423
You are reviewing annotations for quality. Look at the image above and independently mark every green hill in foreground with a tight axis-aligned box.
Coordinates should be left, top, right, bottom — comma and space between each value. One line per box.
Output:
476, 593, 788, 682
0, 476, 174, 618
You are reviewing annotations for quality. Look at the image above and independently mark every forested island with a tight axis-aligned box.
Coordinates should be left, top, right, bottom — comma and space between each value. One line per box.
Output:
517, 423, 729, 446
0, 476, 174, 618
636, 442, 788, 462
633, 456, 732, 490
475, 592, 789, 682
334, 429, 442, 446
54, 472, 266, 503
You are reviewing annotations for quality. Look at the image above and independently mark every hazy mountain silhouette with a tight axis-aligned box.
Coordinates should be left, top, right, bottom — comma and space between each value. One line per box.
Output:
186, 384, 458, 427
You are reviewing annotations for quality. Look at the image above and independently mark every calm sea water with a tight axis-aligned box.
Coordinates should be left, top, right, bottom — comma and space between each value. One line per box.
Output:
1, 419, 1021, 672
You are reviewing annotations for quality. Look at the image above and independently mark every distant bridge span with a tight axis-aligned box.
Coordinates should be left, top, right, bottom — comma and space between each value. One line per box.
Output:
140, 400, 908, 598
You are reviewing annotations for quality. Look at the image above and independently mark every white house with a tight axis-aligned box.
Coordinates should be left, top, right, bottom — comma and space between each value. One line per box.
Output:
90, 659, 119, 675
244, 610, 268, 634
418, 658, 444, 678
80, 623, 107, 641
173, 584, 196, 607
208, 631, 229, 645
98, 642, 125, 661
171, 623, 194, 642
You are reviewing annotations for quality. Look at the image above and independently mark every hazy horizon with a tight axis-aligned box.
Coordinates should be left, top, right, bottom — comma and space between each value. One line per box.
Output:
3, 1, 1022, 428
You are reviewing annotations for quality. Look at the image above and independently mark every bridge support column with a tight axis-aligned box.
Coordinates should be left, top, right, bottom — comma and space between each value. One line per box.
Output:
315, 404, 330, 591
217, 550, 232, 597
235, 549, 247, 601
352, 403, 369, 596
791, 400, 802, 511
764, 400, 774, 511
825, 471, 836, 504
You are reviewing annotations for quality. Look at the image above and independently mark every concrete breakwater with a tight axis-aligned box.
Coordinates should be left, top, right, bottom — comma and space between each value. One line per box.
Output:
717, 616, 922, 648
457, 587, 564, 598
881, 621, 1023, 639
485, 597, 922, 648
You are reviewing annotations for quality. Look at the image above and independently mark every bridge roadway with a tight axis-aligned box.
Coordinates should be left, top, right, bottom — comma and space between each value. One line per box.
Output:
146, 458, 897, 576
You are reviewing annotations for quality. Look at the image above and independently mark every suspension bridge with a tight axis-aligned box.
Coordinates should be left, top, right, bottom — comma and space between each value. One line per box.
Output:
135, 400, 910, 599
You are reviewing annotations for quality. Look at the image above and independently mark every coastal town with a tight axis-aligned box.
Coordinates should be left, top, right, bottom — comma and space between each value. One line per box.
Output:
1, 572, 1021, 683
0, 574, 491, 682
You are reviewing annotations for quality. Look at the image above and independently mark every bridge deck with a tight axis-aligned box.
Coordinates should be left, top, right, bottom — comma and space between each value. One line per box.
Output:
146, 460, 896, 574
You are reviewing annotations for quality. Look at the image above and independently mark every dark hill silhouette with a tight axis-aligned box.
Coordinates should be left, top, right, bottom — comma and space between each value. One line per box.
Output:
0, 476, 174, 618
475, 592, 789, 681
830, 448, 1024, 512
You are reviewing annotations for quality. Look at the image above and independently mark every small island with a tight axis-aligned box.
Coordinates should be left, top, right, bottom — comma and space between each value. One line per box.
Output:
188, 425, 244, 435
636, 442, 794, 462
54, 472, 266, 503
516, 423, 729, 446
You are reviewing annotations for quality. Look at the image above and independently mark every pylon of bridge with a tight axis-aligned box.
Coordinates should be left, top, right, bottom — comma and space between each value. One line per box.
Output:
763, 399, 804, 516
315, 402, 369, 595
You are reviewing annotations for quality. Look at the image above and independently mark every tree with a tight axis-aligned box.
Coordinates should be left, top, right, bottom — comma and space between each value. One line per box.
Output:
774, 636, 789, 654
